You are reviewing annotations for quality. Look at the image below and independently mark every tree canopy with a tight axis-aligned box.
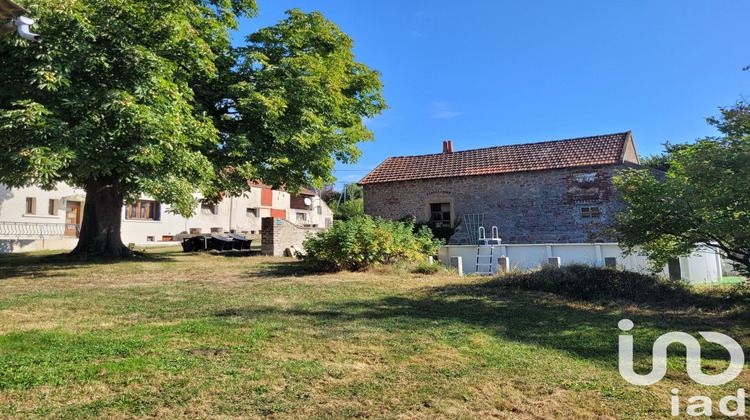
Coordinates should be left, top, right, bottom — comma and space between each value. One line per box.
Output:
639, 143, 689, 172
319, 183, 364, 221
613, 102, 750, 276
0, 0, 386, 255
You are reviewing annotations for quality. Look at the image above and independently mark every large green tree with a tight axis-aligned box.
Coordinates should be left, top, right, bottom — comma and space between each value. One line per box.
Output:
613, 102, 750, 276
639, 143, 689, 172
0, 1, 385, 256
318, 183, 364, 221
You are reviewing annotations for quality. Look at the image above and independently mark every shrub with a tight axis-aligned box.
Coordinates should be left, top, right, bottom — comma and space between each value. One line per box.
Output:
331, 198, 364, 221
300, 216, 444, 272
412, 260, 447, 275
491, 264, 693, 303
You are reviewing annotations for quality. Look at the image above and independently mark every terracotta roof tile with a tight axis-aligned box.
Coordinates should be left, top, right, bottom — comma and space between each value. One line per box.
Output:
359, 132, 632, 185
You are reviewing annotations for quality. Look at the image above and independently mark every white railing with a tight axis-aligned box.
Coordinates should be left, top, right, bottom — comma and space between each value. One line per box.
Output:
0, 221, 80, 238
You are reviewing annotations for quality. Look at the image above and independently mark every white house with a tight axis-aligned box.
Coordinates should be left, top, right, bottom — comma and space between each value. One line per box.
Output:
0, 182, 333, 253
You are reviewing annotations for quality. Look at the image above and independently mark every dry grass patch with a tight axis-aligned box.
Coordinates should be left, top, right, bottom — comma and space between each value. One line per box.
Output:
0, 248, 748, 418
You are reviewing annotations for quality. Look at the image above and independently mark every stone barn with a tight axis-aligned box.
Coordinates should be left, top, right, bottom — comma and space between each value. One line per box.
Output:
359, 132, 646, 244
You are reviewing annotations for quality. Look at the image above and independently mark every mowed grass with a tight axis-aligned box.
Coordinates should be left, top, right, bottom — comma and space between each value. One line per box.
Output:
0, 248, 748, 419
720, 276, 747, 285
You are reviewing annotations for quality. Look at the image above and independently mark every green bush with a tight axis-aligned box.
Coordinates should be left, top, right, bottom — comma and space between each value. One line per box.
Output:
476, 264, 750, 310
330, 198, 364, 221
492, 264, 692, 303
412, 260, 450, 275
300, 216, 444, 272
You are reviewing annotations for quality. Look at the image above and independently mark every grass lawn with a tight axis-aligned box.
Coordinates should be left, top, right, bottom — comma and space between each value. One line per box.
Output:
720, 277, 747, 285
0, 247, 748, 419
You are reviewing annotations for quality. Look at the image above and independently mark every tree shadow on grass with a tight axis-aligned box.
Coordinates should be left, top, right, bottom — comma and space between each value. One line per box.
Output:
214, 250, 261, 258
242, 260, 321, 278
442, 265, 750, 314
0, 251, 179, 280
214, 287, 748, 369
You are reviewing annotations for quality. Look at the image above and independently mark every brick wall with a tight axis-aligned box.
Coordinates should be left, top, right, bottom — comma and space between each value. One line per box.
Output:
289, 195, 308, 210
362, 164, 632, 244
261, 217, 326, 256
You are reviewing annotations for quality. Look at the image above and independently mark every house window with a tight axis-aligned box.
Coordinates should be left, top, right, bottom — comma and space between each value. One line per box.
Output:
325, 218, 332, 228
126, 200, 159, 220
246, 208, 258, 217
429, 202, 451, 227
201, 203, 218, 215
296, 212, 307, 222
25, 197, 36, 214
580, 206, 602, 218
317, 206, 322, 215
48, 199, 57, 215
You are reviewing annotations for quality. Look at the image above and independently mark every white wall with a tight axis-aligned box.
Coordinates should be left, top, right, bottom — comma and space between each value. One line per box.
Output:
120, 203, 186, 244
438, 243, 723, 284
0, 184, 86, 224
118, 188, 334, 244
0, 238, 80, 253
1, 183, 334, 250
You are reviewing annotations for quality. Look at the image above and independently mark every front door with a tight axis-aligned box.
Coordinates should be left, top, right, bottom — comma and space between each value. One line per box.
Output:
65, 201, 81, 237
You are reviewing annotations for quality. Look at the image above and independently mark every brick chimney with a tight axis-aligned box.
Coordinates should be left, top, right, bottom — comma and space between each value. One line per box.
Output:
442, 140, 454, 154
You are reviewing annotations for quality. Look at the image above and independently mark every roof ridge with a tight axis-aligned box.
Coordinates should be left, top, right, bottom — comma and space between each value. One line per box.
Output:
381, 132, 630, 160
359, 131, 633, 185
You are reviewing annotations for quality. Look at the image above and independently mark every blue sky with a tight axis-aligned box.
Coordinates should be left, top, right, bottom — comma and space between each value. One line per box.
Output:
237, 1, 750, 189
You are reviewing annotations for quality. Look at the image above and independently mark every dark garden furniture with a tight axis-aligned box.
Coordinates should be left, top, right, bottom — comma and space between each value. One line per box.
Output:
182, 236, 208, 252
229, 233, 252, 251
208, 234, 234, 251
182, 234, 249, 252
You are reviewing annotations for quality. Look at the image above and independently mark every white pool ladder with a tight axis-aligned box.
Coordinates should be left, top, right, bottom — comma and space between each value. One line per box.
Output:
475, 226, 501, 275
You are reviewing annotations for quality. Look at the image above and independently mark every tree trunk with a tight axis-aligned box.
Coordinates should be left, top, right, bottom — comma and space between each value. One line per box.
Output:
71, 176, 131, 257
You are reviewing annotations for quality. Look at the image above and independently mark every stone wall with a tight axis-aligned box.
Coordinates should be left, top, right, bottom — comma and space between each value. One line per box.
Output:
363, 164, 636, 244
261, 217, 326, 256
